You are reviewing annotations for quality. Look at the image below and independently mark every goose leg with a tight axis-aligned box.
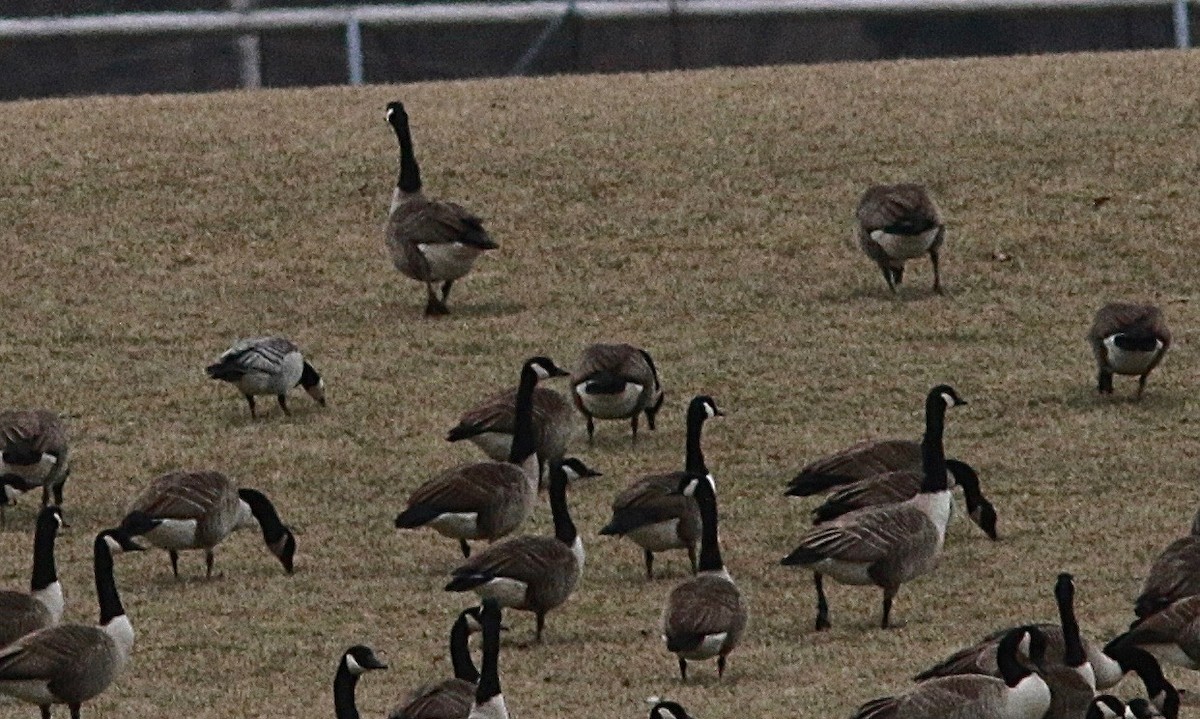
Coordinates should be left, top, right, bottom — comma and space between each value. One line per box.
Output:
677, 657, 688, 682
929, 247, 942, 294
879, 264, 897, 293
687, 545, 698, 574
535, 612, 546, 644
441, 280, 454, 302
1137, 373, 1150, 399
169, 550, 181, 579
459, 539, 471, 558
585, 415, 595, 443
70, 704, 81, 719
245, 394, 257, 418
205, 549, 216, 579
644, 549, 655, 580
40, 704, 50, 719
630, 414, 639, 444
881, 587, 898, 629
717, 655, 727, 678
892, 266, 904, 287
52, 468, 68, 506
41, 484, 51, 509
814, 572, 831, 630
1097, 369, 1114, 394
424, 283, 450, 316
645, 404, 659, 431
277, 394, 291, 416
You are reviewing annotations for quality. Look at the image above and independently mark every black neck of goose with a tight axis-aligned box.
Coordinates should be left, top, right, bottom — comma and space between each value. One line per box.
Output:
997, 631, 1034, 688
1117, 647, 1176, 718
31, 512, 59, 591
1058, 587, 1085, 668
1190, 509, 1200, 537
919, 393, 950, 494
239, 488, 288, 545
299, 362, 321, 389
449, 613, 480, 683
547, 467, 577, 546
476, 616, 501, 706
683, 405, 710, 476
507, 364, 539, 466
391, 117, 422, 194
946, 460, 982, 511
333, 660, 362, 719
694, 485, 724, 573
94, 536, 125, 625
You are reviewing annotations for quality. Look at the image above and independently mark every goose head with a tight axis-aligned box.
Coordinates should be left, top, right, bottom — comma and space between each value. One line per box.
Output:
300, 362, 327, 407
648, 699, 694, 719
99, 527, 148, 553
1087, 696, 1132, 719
526, 356, 570, 380
559, 457, 602, 482
269, 530, 297, 574
343, 645, 388, 675
929, 384, 967, 409
385, 101, 407, 127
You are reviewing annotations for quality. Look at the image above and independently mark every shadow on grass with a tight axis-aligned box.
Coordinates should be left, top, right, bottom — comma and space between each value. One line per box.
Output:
1061, 385, 1186, 412
816, 284, 946, 304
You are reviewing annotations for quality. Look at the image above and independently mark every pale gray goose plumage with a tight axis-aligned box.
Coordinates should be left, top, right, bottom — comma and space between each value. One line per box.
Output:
599, 395, 723, 579
1088, 302, 1171, 398
384, 101, 498, 317
205, 336, 326, 418
855, 183, 946, 294
118, 470, 296, 578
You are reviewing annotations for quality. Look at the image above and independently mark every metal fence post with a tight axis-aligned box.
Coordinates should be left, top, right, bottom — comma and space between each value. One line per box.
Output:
1173, 0, 1191, 48
346, 11, 365, 85
230, 0, 261, 89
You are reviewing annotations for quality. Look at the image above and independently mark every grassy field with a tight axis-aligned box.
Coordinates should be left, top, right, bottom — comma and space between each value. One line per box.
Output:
1, 48, 1199, 718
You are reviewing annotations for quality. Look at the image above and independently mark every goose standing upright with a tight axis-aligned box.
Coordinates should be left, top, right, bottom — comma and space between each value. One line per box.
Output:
0, 529, 144, 719
1088, 302, 1171, 398
384, 102, 498, 316
850, 627, 1051, 719
334, 645, 388, 719
119, 470, 297, 578
661, 474, 748, 681
205, 336, 326, 418
782, 385, 966, 630
570, 343, 664, 444
389, 607, 483, 719
469, 599, 507, 719
0, 506, 65, 648
1135, 507, 1200, 618
855, 183, 946, 294
444, 458, 598, 643
396, 357, 569, 557
1039, 573, 1099, 719
0, 410, 70, 515
599, 396, 723, 579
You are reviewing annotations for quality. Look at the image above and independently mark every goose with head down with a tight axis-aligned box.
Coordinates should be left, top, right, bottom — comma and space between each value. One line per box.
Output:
205, 336, 326, 418
0, 409, 71, 518
570, 343, 664, 444
855, 183, 946, 295
1088, 302, 1170, 398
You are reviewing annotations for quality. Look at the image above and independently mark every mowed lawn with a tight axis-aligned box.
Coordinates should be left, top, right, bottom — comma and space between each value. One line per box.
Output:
1, 48, 1198, 718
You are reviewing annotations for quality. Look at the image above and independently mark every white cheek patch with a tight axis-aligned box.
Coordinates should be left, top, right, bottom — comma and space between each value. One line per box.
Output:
345, 655, 366, 676
705, 403, 717, 418
941, 392, 955, 407
658, 709, 680, 719
103, 535, 122, 553
683, 478, 699, 496
533, 365, 552, 379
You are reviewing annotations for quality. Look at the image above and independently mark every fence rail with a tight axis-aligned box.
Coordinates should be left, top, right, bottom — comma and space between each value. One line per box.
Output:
0, 0, 1191, 86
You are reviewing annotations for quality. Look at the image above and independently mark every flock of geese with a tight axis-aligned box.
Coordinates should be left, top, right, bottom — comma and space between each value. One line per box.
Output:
0, 96, 1183, 719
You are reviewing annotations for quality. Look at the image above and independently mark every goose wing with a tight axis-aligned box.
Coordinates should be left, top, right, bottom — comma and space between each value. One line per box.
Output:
126, 470, 233, 520
0, 410, 67, 456
1137, 537, 1200, 617
0, 625, 111, 680
813, 471, 923, 523
854, 675, 1006, 719
405, 463, 523, 513
787, 504, 933, 565
663, 574, 745, 641
787, 439, 922, 495
1115, 595, 1200, 654
447, 387, 568, 440
572, 344, 654, 384
856, 184, 943, 233
0, 592, 53, 648
390, 199, 493, 249
1089, 303, 1171, 345
389, 678, 475, 719
450, 536, 574, 584
602, 473, 691, 532
215, 337, 297, 375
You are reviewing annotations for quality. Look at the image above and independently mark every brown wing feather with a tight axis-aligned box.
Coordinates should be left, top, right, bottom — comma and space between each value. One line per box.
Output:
815, 471, 923, 521
793, 504, 934, 564
450, 387, 571, 438
1089, 302, 1171, 345
127, 470, 234, 520
790, 439, 922, 493
1121, 595, 1200, 647
664, 574, 746, 639
452, 535, 575, 585
0, 592, 53, 648
0, 625, 110, 680
405, 462, 525, 513
1138, 537, 1200, 614
856, 184, 943, 232
571, 343, 655, 385
389, 678, 475, 719
0, 409, 68, 455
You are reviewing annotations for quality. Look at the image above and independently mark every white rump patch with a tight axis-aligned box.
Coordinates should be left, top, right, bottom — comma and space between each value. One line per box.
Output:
870, 228, 939, 260
1003, 673, 1051, 719
1102, 336, 1164, 375
417, 242, 484, 282
428, 512, 480, 540
575, 383, 643, 419
142, 518, 201, 550
676, 632, 727, 660
626, 520, 684, 552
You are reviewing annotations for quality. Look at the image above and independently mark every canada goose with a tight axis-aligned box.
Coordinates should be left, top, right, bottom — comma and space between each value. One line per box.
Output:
851, 627, 1050, 719
119, 470, 297, 578
782, 385, 966, 630
599, 395, 723, 579
444, 458, 597, 643
334, 645, 388, 719
384, 102, 498, 316
1135, 508, 1200, 618
0, 409, 71, 515
469, 599, 506, 719
0, 528, 143, 719
0, 506, 65, 649
1035, 573, 1100, 719
786, 438, 924, 497
811, 459, 998, 540
1087, 696, 1132, 719
1105, 594, 1200, 670
661, 474, 748, 681
205, 336, 326, 418
1088, 302, 1171, 398
388, 607, 483, 719
396, 357, 568, 558
647, 699, 694, 719
570, 343, 664, 444
855, 183, 946, 294
446, 386, 578, 488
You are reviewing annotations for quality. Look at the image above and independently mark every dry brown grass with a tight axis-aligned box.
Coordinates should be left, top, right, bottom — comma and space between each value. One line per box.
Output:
1, 48, 1199, 719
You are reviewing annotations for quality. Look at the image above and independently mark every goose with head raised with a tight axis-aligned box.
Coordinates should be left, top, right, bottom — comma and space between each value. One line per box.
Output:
334, 645, 388, 719
0, 506, 65, 649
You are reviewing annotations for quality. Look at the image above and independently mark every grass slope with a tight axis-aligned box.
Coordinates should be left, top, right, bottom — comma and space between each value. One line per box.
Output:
1, 49, 1198, 718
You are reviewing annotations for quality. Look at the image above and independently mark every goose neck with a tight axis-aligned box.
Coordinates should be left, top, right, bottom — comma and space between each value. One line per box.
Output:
694, 486, 724, 574
449, 613, 480, 683
238, 488, 288, 545
548, 471, 577, 546
1058, 589, 1086, 669
683, 408, 709, 476
997, 631, 1034, 688
391, 117, 422, 194
476, 620, 501, 707
919, 394, 950, 493
30, 512, 60, 592
333, 662, 362, 719
94, 536, 126, 626
507, 365, 540, 466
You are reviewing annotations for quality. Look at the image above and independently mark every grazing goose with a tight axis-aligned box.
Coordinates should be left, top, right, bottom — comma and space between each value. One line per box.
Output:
661, 474, 748, 681
855, 183, 946, 294
384, 101, 498, 317
0, 409, 71, 515
570, 343, 664, 444
446, 386, 579, 488
1120, 647, 1180, 719
396, 357, 568, 558
1088, 696, 1133, 719
0, 529, 143, 719
0, 506, 65, 649
811, 459, 998, 540
205, 336, 326, 418
388, 607, 483, 719
1088, 302, 1171, 398
469, 599, 507, 719
1135, 507, 1200, 618
782, 385, 966, 630
851, 627, 1051, 719
444, 458, 597, 643
1105, 594, 1200, 670
119, 470, 297, 578
334, 645, 388, 719
599, 395, 724, 579
647, 699, 694, 719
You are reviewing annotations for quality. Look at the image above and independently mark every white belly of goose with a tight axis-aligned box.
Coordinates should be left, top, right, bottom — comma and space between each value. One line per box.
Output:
418, 242, 483, 281
141, 519, 201, 550
575, 383, 644, 419
870, 228, 939, 260
472, 577, 528, 608
675, 632, 727, 660
0, 679, 57, 705
1103, 337, 1163, 375
467, 432, 513, 462
427, 512, 480, 540
1001, 674, 1052, 719
810, 558, 875, 585
30, 582, 64, 624
0, 454, 57, 483
626, 520, 684, 552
